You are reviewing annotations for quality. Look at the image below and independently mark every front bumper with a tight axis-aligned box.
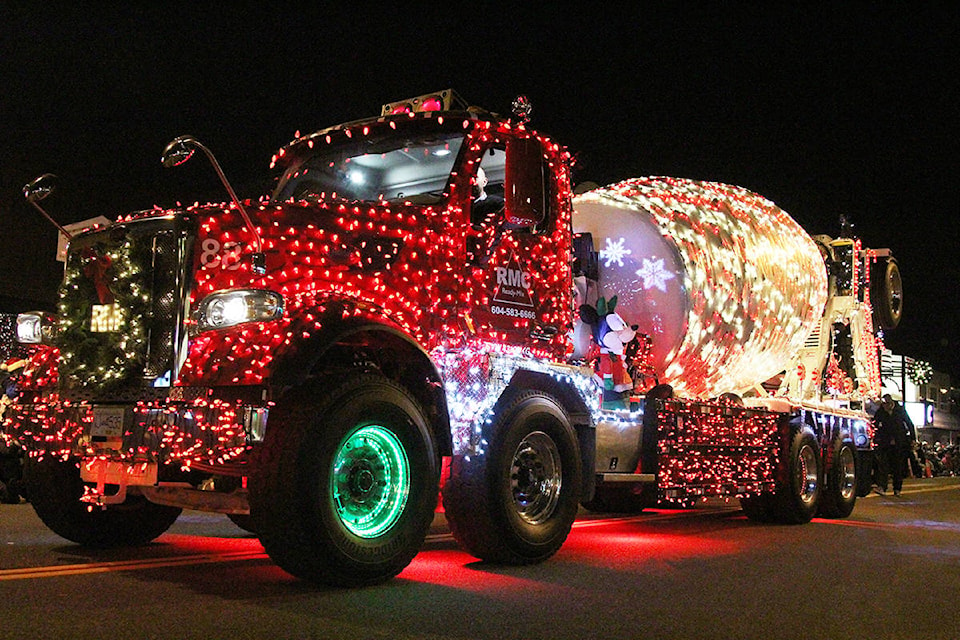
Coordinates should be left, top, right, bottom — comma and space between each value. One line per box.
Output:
4, 394, 269, 469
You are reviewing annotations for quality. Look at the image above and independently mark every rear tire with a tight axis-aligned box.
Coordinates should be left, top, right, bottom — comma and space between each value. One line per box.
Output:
739, 493, 777, 523
772, 424, 822, 524
855, 449, 875, 497
818, 439, 857, 518
442, 391, 581, 564
226, 513, 256, 534
24, 456, 181, 547
249, 375, 439, 587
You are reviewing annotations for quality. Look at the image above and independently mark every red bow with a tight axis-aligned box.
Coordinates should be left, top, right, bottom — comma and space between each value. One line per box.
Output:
81, 248, 115, 304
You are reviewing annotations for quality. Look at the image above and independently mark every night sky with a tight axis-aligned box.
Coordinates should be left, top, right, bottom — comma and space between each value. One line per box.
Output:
1, 4, 957, 378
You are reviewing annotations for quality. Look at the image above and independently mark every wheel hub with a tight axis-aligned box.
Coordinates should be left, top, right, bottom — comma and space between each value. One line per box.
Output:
839, 446, 856, 500
350, 464, 376, 495
797, 443, 819, 505
331, 425, 410, 538
511, 431, 562, 525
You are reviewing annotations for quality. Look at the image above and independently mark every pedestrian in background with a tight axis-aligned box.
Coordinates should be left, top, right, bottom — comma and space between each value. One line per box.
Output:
873, 394, 917, 496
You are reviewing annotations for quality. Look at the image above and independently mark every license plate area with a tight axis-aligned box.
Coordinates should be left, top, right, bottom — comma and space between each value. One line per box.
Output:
90, 405, 129, 444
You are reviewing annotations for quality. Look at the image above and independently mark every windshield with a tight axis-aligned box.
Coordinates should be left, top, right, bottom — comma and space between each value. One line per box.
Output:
273, 123, 466, 204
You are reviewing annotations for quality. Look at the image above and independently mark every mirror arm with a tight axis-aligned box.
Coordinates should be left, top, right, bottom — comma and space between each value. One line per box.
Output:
27, 199, 73, 239
187, 140, 263, 256
23, 174, 72, 239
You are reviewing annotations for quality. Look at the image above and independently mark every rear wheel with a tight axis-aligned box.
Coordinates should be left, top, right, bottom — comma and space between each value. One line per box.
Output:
442, 391, 581, 564
24, 456, 181, 547
741, 423, 822, 524
818, 439, 857, 518
249, 375, 439, 587
739, 493, 777, 523
226, 513, 256, 534
855, 449, 875, 497
773, 426, 822, 523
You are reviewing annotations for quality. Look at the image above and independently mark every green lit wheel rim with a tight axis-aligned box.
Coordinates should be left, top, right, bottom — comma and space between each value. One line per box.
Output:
331, 425, 410, 538
511, 430, 562, 525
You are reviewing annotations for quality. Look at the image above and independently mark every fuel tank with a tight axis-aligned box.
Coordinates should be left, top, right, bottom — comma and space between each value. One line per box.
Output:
573, 177, 828, 398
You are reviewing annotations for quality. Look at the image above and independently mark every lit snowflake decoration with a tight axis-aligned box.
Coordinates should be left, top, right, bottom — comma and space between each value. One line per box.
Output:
599, 237, 632, 267
636, 257, 675, 292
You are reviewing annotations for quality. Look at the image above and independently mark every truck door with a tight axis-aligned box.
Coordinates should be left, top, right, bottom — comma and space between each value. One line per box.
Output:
461, 134, 569, 355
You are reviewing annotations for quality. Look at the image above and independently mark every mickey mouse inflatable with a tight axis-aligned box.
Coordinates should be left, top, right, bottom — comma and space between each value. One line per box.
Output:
578, 295, 639, 408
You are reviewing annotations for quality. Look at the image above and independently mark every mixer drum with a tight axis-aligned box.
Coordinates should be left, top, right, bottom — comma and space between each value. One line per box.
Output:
573, 177, 828, 398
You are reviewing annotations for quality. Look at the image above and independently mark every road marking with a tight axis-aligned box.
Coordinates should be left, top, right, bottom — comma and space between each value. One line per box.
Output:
0, 550, 268, 581
861, 483, 960, 499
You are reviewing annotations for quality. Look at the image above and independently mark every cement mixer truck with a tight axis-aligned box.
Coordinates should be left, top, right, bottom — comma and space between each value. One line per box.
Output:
6, 90, 902, 586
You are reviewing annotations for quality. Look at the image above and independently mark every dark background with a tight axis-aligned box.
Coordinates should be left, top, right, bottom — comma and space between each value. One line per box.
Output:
1, 4, 956, 377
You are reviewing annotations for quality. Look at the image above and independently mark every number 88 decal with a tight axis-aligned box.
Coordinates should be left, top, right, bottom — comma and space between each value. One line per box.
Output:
200, 238, 242, 270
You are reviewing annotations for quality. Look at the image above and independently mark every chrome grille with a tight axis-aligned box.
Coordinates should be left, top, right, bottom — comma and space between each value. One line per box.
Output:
144, 230, 181, 379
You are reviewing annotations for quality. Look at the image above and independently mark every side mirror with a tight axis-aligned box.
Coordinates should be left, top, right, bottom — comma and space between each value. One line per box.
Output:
162, 135, 266, 274
23, 173, 57, 203
161, 135, 199, 168
504, 136, 545, 228
23, 173, 72, 239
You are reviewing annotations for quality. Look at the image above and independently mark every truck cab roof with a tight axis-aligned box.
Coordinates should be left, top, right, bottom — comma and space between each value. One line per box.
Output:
270, 108, 506, 206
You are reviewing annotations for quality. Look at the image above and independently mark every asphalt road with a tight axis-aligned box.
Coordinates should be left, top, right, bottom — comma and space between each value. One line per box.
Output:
2, 478, 959, 640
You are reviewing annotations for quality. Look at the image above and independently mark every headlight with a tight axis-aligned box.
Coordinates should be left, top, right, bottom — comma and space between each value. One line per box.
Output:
194, 289, 284, 332
17, 312, 56, 344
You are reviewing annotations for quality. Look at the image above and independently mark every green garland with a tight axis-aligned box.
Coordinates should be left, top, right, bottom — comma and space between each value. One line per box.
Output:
56, 232, 156, 391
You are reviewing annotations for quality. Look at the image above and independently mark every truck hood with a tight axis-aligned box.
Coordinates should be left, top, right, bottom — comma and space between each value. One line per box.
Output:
179, 196, 452, 386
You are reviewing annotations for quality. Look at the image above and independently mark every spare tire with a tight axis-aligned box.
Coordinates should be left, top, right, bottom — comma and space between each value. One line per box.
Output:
871, 257, 903, 329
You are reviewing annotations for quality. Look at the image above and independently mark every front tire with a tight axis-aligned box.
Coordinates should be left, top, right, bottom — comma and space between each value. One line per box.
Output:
249, 375, 439, 587
442, 391, 581, 564
24, 456, 181, 547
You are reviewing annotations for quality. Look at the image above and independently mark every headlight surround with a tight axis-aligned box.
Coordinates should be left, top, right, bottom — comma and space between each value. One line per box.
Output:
17, 312, 57, 344
194, 289, 284, 332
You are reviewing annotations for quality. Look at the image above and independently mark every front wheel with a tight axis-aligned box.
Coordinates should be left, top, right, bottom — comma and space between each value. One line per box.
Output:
442, 391, 581, 564
249, 375, 439, 587
24, 456, 181, 547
